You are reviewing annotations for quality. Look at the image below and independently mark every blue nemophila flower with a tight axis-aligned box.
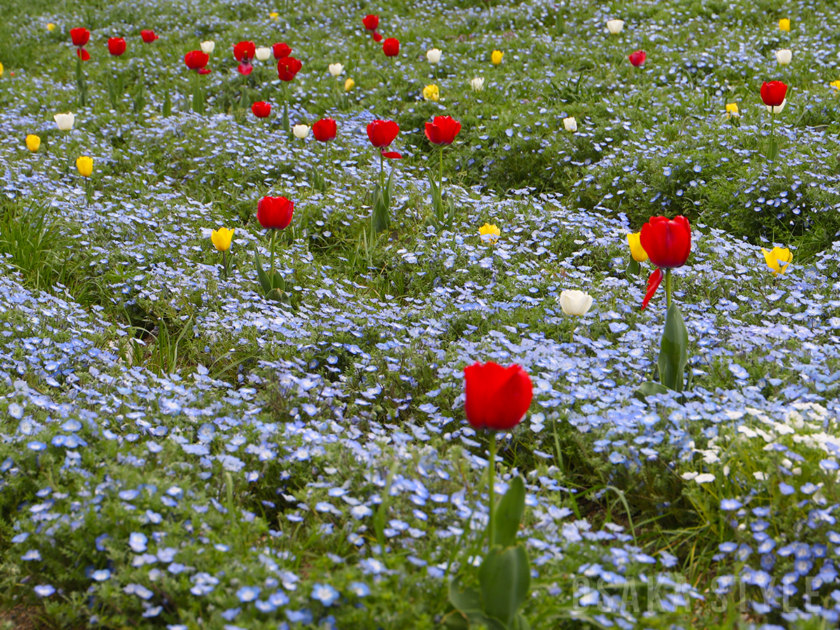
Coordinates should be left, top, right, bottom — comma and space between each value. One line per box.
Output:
311, 583, 340, 606
347, 582, 370, 597
236, 586, 260, 603
22, 550, 41, 561
128, 532, 148, 552
721, 499, 742, 511
91, 569, 111, 581
34, 584, 55, 597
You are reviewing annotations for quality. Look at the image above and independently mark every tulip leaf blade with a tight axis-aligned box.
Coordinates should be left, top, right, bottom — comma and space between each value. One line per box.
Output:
253, 248, 273, 295
492, 475, 525, 549
626, 258, 640, 280
479, 544, 530, 626
658, 303, 688, 392
635, 381, 670, 401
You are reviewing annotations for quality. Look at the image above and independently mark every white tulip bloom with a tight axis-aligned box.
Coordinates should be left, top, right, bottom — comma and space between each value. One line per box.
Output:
766, 98, 787, 114
328, 63, 344, 77
200, 40, 215, 54
559, 290, 593, 316
54, 112, 75, 131
255, 46, 271, 61
776, 49, 792, 65
563, 117, 577, 132
293, 124, 310, 139
470, 77, 485, 92
426, 48, 442, 64
606, 19, 625, 34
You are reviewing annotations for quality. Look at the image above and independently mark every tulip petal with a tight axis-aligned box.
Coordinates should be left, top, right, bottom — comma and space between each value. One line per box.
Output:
641, 268, 663, 310
380, 151, 402, 159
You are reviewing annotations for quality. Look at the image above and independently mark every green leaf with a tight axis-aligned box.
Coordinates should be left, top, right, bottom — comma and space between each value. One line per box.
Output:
271, 271, 285, 291
162, 90, 171, 117
766, 137, 779, 161
479, 545, 530, 626
385, 168, 394, 206
635, 381, 670, 401
449, 578, 483, 617
511, 613, 531, 630
253, 249, 273, 295
555, 14, 565, 35
625, 258, 640, 280
493, 476, 525, 548
266, 288, 290, 305
657, 303, 688, 392
371, 187, 390, 233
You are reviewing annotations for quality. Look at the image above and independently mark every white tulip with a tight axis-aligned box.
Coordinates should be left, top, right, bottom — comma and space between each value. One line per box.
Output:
200, 40, 215, 54
328, 63, 344, 77
470, 77, 485, 92
766, 98, 787, 114
559, 290, 593, 316
776, 49, 792, 65
255, 46, 271, 61
426, 48, 442, 64
54, 112, 75, 131
606, 19, 625, 34
293, 124, 310, 139
563, 117, 577, 132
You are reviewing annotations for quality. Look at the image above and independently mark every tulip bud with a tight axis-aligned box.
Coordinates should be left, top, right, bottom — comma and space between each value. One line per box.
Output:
559, 290, 593, 317
426, 48, 442, 64
422, 84, 440, 102
293, 124, 310, 139
0, 62, 4, 77
563, 117, 577, 132
470, 77, 485, 92
725, 103, 739, 118
47, 23, 56, 32
328, 63, 344, 77
344, 78, 355, 91
255, 46, 271, 61
606, 19, 625, 34
779, 18, 790, 32
76, 156, 93, 177
25, 135, 41, 152
776, 49, 792, 66
211, 227, 235, 252
54, 112, 75, 131
491, 50, 503, 65
200, 40, 215, 54
479, 223, 500, 244
761, 247, 792, 275
627, 232, 649, 263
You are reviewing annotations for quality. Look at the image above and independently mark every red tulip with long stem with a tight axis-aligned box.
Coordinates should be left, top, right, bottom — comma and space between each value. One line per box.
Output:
761, 81, 787, 160
277, 57, 302, 132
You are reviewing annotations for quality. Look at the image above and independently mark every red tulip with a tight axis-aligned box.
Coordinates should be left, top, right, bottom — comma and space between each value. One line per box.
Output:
277, 56, 302, 82
273, 42, 292, 59
372, 32, 383, 43
464, 362, 533, 431
382, 37, 400, 57
362, 14, 379, 31
312, 118, 338, 142
639, 216, 692, 309
184, 50, 210, 72
257, 196, 294, 230
70, 28, 90, 47
108, 37, 126, 56
140, 30, 158, 43
425, 116, 461, 146
367, 119, 399, 147
760, 81, 787, 107
252, 101, 271, 118
628, 50, 646, 67
233, 41, 256, 61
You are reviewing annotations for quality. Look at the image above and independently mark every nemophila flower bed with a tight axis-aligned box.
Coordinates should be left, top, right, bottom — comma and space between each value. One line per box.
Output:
4, 0, 840, 628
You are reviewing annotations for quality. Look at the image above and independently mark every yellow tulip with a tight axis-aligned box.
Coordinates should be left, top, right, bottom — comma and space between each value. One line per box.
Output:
76, 156, 93, 177
479, 223, 501, 244
0, 62, 4, 77
725, 103, 739, 118
47, 23, 56, 32
211, 227, 235, 252
423, 84, 439, 102
491, 50, 504, 65
269, 12, 279, 20
778, 18, 790, 32
831, 80, 840, 91
25, 135, 41, 152
761, 247, 792, 275
344, 78, 355, 92
627, 232, 648, 263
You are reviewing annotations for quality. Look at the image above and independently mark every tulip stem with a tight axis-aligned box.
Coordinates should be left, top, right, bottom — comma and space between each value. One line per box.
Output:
379, 150, 384, 191
665, 269, 672, 308
269, 229, 277, 279
487, 431, 496, 550
222, 251, 228, 281
439, 148, 444, 197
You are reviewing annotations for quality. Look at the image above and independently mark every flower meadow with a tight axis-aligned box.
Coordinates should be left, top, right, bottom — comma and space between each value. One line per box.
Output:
5, 0, 840, 628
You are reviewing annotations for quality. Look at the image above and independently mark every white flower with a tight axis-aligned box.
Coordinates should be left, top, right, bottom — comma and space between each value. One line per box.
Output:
426, 48, 442, 64
563, 117, 577, 133
559, 290, 593, 316
328, 63, 344, 77
200, 40, 215, 54
293, 124, 310, 139
54, 112, 75, 130
680, 472, 698, 480
776, 49, 792, 66
766, 98, 787, 114
606, 19, 625, 34
255, 46, 271, 61
694, 473, 716, 484
753, 472, 768, 481
470, 77, 485, 92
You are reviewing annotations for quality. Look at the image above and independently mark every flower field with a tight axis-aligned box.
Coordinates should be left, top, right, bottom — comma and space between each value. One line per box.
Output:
3, 0, 840, 628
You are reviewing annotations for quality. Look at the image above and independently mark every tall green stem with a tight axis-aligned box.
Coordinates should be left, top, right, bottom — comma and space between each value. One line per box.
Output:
269, 229, 277, 278
222, 250, 228, 280
379, 151, 384, 190
487, 432, 496, 549
665, 268, 672, 308
439, 148, 444, 194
